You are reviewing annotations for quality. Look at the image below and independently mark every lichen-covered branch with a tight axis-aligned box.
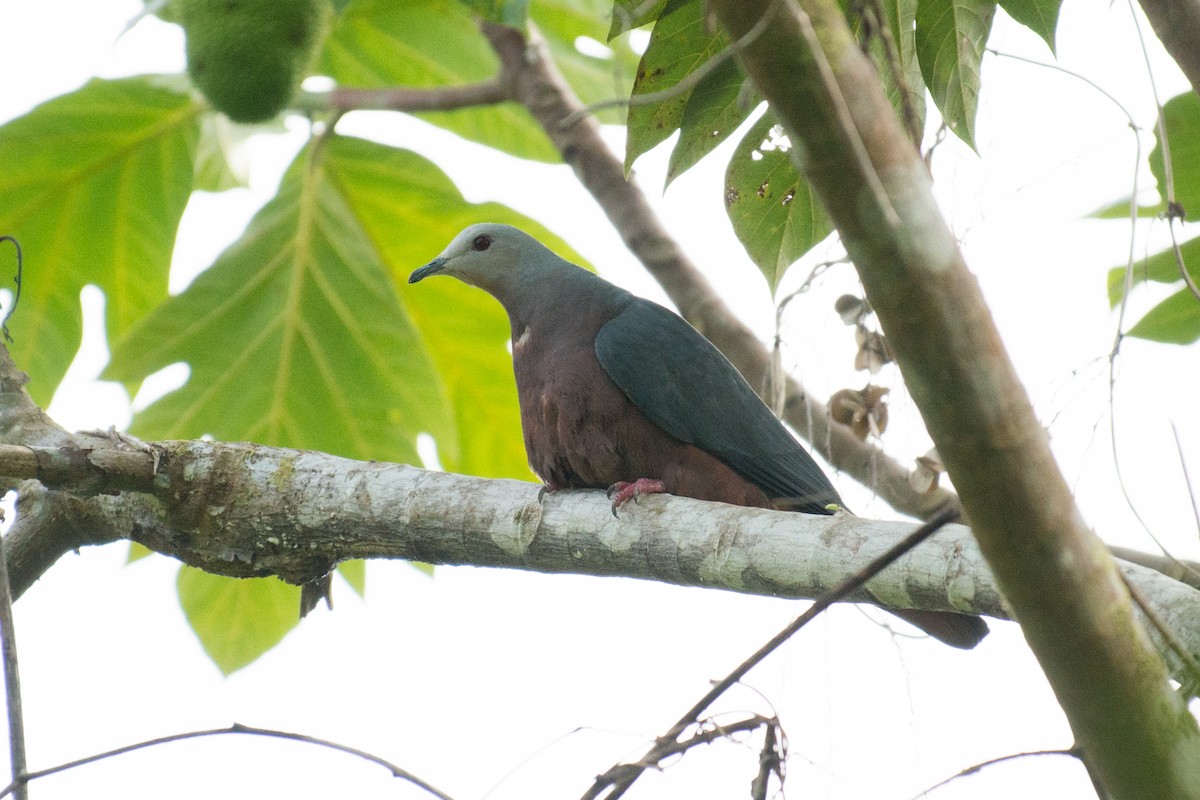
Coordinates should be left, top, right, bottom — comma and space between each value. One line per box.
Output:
708, 0, 1200, 796
5, 438, 1200, 685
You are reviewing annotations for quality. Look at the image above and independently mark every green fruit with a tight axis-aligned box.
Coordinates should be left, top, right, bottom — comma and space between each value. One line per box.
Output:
181, 0, 328, 123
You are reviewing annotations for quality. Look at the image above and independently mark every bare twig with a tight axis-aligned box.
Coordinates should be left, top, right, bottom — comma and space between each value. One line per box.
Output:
910, 747, 1082, 799
582, 506, 960, 800
0, 723, 455, 800
0, 516, 26, 800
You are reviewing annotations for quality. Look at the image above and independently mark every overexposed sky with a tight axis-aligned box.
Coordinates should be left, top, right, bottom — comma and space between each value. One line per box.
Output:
2, 1, 1198, 799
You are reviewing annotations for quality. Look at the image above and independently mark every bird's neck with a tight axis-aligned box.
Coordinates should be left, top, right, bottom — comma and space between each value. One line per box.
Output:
499, 266, 630, 344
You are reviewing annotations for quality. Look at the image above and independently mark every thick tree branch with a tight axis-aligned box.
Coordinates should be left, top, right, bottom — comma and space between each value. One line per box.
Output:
5, 438, 1200, 687
1136, 0, 1200, 98
708, 0, 1200, 796
478, 21, 958, 522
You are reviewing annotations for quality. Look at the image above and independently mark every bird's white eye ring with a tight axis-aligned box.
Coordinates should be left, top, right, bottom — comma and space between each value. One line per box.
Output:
473, 234, 492, 251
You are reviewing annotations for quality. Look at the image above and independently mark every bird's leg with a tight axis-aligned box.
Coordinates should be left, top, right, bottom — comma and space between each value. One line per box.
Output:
537, 481, 562, 503
606, 478, 667, 516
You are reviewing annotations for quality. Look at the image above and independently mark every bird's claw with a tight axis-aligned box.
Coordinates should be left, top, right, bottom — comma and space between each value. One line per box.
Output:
607, 478, 666, 517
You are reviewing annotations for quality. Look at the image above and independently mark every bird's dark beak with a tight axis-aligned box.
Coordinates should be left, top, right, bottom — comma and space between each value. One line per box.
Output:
409, 257, 448, 284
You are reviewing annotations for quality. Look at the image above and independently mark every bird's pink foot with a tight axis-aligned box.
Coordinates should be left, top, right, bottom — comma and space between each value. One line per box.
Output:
607, 478, 666, 516
537, 483, 562, 503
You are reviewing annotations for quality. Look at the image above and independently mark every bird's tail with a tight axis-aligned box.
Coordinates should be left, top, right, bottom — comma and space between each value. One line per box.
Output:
891, 608, 990, 649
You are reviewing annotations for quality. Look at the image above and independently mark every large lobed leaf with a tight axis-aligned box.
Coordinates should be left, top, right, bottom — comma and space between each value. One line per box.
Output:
529, 0, 641, 125
107, 138, 454, 464
915, 0, 996, 151
108, 135, 586, 669
0, 76, 201, 403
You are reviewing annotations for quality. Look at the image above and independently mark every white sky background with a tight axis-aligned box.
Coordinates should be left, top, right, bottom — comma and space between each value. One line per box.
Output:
1, 1, 1198, 799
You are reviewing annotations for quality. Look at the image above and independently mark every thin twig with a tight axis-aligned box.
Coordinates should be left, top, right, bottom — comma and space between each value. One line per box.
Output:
0, 521, 26, 800
1121, 571, 1200, 693
296, 80, 511, 114
0, 723, 455, 800
560, 0, 784, 128
1167, 219, 1200, 301
910, 747, 1082, 799
859, 0, 922, 148
1008, 36, 1200, 582
582, 505, 960, 800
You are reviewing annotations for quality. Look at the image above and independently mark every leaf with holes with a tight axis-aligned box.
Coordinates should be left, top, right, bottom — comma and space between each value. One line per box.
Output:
624, 0, 729, 172
724, 115, 832, 294
916, 0, 996, 150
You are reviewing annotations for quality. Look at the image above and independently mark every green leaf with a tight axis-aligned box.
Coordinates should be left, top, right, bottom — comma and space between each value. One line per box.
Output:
0, 76, 200, 403
177, 567, 300, 675
666, 57, 754, 186
873, 0, 926, 138
998, 0, 1059, 52
322, 136, 587, 479
318, 0, 558, 162
1150, 93, 1200, 218
193, 115, 249, 192
916, 0, 996, 150
337, 559, 366, 596
107, 138, 453, 465
608, 0, 667, 38
1089, 197, 1159, 219
457, 0, 530, 25
624, 0, 729, 171
127, 542, 153, 563
1127, 286, 1200, 344
531, 0, 640, 125
724, 114, 833, 294
1107, 236, 1200, 306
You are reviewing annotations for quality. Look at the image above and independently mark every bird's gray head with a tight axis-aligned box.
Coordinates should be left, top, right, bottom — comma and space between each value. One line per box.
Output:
409, 223, 556, 295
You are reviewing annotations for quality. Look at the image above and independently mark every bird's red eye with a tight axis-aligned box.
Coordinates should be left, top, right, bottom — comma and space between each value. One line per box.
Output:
473, 234, 492, 251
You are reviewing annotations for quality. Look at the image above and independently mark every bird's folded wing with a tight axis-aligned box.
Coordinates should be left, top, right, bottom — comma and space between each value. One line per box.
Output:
595, 299, 839, 513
